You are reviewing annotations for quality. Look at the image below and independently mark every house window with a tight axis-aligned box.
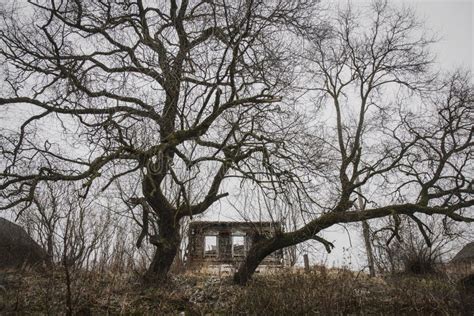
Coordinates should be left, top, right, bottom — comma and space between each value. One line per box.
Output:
232, 235, 246, 257
204, 235, 218, 257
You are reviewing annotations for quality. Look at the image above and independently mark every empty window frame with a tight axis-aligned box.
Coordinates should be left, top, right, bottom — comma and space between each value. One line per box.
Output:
232, 235, 246, 257
204, 235, 218, 257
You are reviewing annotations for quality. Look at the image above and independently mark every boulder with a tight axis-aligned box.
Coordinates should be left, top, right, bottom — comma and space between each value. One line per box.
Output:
0, 218, 48, 269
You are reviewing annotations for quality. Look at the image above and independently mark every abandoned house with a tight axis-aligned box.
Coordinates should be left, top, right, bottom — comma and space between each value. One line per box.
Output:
185, 221, 284, 273
449, 242, 474, 275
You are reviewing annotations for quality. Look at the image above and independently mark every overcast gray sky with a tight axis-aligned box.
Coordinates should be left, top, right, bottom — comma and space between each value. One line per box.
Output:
409, 0, 472, 71
333, 0, 473, 71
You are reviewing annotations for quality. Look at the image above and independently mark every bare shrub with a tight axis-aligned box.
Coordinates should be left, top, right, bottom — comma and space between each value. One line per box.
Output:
372, 216, 466, 275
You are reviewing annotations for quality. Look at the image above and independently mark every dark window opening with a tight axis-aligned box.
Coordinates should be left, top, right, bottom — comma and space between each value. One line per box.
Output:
204, 235, 218, 257
232, 235, 246, 257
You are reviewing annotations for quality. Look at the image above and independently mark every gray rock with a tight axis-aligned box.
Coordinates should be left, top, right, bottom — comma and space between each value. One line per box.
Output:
0, 218, 49, 269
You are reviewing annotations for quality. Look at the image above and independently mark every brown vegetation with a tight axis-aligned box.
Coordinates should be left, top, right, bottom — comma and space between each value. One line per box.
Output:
0, 267, 470, 315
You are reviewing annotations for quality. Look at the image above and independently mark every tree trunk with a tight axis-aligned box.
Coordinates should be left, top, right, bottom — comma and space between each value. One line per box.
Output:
303, 254, 310, 272
362, 220, 376, 277
145, 243, 178, 283
234, 238, 281, 285
144, 218, 181, 284
356, 183, 376, 277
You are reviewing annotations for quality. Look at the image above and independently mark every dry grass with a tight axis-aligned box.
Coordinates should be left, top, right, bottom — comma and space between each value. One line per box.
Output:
0, 266, 469, 315
234, 267, 466, 315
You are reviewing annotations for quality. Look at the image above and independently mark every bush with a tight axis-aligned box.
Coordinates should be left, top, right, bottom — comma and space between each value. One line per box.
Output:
371, 217, 459, 276
401, 245, 439, 275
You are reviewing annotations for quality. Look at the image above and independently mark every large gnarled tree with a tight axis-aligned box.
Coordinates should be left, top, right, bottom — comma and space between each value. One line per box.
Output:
0, 0, 320, 282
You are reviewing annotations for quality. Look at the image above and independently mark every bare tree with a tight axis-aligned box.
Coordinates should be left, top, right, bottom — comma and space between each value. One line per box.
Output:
20, 183, 62, 260
0, 0, 323, 282
234, 2, 473, 284
17, 181, 114, 315
371, 215, 467, 274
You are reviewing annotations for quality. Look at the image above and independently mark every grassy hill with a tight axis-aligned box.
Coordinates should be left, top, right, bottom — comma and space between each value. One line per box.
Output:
0, 267, 472, 315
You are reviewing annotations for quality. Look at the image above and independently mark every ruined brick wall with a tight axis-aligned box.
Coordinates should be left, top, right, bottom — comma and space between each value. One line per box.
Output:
185, 221, 283, 271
